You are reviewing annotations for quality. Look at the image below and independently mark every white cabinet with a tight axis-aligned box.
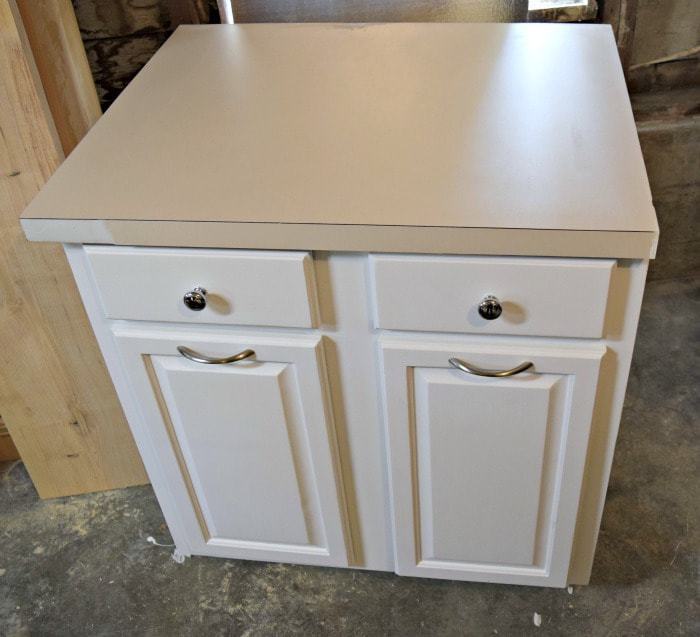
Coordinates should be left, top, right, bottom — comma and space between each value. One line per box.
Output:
113, 327, 349, 567
25, 23, 655, 589
63, 244, 649, 588
379, 339, 605, 587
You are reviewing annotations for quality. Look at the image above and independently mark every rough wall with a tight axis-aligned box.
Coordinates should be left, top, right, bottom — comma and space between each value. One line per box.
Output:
75, 0, 700, 108
72, 0, 219, 108
627, 0, 699, 282
631, 0, 700, 65
73, 1, 535, 108
232, 0, 529, 23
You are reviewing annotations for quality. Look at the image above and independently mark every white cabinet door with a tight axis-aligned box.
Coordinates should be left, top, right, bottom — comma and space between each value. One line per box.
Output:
380, 338, 604, 587
114, 327, 349, 567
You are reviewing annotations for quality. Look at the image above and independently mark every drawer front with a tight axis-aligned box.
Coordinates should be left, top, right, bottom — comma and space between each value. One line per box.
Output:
85, 246, 318, 327
370, 255, 614, 338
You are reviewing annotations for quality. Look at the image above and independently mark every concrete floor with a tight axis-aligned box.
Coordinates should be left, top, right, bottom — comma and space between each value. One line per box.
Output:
1, 94, 698, 635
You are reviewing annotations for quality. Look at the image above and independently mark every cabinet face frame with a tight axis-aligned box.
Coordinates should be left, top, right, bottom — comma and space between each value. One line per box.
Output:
113, 326, 350, 567
379, 338, 605, 587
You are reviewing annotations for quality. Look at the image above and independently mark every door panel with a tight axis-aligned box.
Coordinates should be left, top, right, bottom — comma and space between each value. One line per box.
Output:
115, 328, 349, 567
415, 369, 562, 566
153, 358, 311, 546
380, 338, 604, 587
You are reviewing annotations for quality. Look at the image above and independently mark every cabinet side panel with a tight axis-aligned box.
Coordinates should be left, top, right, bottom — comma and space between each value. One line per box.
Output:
568, 259, 650, 584
63, 244, 193, 553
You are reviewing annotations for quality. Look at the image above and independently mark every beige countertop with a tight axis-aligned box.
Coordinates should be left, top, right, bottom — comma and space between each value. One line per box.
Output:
21, 23, 658, 258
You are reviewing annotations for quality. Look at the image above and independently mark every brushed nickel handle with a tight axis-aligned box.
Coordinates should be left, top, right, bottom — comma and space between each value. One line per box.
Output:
448, 357, 533, 378
177, 346, 255, 365
183, 286, 207, 311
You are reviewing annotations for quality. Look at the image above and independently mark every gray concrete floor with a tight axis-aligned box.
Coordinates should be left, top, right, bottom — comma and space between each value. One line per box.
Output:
1, 93, 698, 636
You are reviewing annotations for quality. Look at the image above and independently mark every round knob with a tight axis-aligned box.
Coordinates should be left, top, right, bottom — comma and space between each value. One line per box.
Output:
183, 286, 207, 311
478, 295, 502, 320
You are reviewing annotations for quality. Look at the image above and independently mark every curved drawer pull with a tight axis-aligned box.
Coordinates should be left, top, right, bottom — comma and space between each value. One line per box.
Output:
177, 346, 255, 365
448, 357, 533, 378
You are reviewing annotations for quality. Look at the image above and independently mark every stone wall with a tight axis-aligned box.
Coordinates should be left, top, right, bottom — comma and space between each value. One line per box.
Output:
72, 0, 220, 109
232, 0, 529, 23
631, 0, 699, 66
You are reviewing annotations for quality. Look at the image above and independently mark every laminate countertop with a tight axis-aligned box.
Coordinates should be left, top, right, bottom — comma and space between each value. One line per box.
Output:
21, 23, 658, 258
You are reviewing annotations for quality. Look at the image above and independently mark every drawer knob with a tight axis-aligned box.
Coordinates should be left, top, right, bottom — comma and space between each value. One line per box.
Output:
183, 286, 207, 311
478, 295, 502, 320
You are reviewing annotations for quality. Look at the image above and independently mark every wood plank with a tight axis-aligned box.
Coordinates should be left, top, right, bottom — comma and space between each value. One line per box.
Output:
16, 0, 101, 155
0, 0, 148, 497
0, 417, 20, 462
601, 0, 638, 71
616, 0, 638, 72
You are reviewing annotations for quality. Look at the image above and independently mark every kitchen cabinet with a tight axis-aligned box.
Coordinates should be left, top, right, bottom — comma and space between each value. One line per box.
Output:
22, 24, 657, 587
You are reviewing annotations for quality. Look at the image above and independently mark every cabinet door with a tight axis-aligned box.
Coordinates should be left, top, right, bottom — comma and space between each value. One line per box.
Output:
380, 338, 604, 587
114, 328, 349, 567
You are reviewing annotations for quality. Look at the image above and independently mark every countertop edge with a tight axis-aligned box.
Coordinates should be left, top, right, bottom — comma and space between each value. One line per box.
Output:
21, 218, 658, 260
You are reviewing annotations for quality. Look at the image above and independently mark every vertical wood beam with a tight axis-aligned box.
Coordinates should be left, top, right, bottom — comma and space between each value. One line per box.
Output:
616, 0, 638, 71
601, 0, 638, 72
0, 0, 148, 497
15, 0, 101, 155
0, 416, 20, 461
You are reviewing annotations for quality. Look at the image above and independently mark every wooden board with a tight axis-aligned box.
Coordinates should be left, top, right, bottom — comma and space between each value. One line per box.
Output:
601, 0, 638, 71
0, 0, 147, 497
21, 24, 658, 257
16, 0, 102, 155
0, 417, 20, 462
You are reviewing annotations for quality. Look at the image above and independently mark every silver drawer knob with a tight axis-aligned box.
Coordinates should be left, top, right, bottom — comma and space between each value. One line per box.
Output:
183, 286, 207, 311
478, 295, 502, 320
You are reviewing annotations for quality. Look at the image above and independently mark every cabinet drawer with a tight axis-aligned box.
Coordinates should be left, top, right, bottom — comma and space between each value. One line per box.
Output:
85, 246, 318, 327
370, 255, 615, 338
